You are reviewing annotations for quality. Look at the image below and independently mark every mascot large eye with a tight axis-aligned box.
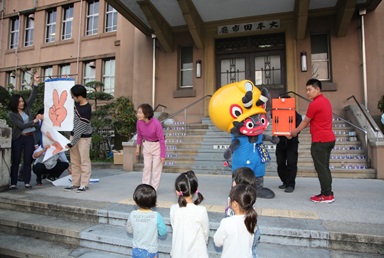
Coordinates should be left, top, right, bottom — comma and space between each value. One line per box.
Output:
245, 119, 254, 129
260, 114, 267, 125
229, 104, 243, 119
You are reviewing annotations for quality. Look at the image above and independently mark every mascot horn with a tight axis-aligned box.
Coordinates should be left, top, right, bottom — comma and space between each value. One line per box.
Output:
209, 80, 279, 199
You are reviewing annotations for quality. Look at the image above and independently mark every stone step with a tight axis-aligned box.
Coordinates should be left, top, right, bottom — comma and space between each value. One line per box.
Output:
0, 195, 383, 257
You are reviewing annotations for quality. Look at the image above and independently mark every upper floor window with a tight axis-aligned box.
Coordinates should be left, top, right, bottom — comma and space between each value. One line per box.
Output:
44, 66, 53, 78
103, 59, 115, 94
311, 34, 331, 81
60, 64, 71, 76
46, 9, 57, 43
86, 0, 99, 35
9, 17, 19, 49
105, 4, 117, 32
62, 5, 74, 40
179, 46, 193, 88
83, 61, 96, 84
24, 15, 34, 47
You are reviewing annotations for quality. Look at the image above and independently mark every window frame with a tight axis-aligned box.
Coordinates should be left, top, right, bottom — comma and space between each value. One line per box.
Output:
62, 4, 74, 40
22, 69, 32, 90
105, 4, 117, 32
43, 66, 53, 78
45, 9, 57, 43
24, 15, 34, 47
9, 16, 20, 49
86, 0, 99, 36
310, 33, 332, 81
59, 64, 71, 77
103, 58, 115, 94
83, 61, 96, 85
179, 46, 193, 89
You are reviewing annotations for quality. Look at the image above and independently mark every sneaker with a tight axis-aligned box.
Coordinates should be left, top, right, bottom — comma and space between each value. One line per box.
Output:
310, 194, 334, 203
278, 184, 287, 189
64, 185, 77, 191
8, 185, 17, 190
285, 186, 295, 193
76, 186, 86, 193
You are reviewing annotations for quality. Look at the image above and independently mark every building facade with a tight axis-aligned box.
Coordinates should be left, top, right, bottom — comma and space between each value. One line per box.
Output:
0, 0, 383, 124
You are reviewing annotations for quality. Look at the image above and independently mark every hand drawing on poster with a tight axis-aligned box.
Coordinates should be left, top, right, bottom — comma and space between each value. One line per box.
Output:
44, 78, 75, 131
41, 122, 70, 162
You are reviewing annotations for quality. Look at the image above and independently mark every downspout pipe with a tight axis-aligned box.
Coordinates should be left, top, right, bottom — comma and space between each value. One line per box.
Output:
359, 9, 368, 108
152, 34, 156, 108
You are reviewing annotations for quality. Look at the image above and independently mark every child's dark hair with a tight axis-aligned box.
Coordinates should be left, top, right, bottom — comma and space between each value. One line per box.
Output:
229, 184, 257, 234
133, 184, 157, 209
175, 170, 204, 207
232, 167, 257, 189
8, 94, 26, 112
138, 103, 154, 119
71, 84, 87, 98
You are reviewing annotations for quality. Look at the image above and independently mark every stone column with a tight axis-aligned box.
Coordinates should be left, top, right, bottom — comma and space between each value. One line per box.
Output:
122, 138, 138, 172
0, 119, 12, 191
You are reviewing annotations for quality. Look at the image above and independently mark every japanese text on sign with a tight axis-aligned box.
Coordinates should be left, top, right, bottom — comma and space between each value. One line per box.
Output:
218, 20, 280, 35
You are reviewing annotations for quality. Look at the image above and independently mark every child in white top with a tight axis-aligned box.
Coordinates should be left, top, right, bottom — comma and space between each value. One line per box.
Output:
214, 183, 258, 258
126, 184, 167, 258
170, 170, 209, 258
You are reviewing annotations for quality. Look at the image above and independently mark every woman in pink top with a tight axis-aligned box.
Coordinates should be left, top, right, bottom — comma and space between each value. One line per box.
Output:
135, 104, 166, 190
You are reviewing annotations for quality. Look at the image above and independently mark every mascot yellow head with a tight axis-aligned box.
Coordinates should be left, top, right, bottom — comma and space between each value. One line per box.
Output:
208, 80, 268, 133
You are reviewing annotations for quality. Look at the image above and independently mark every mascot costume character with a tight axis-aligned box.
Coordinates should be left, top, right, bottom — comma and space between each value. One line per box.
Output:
209, 80, 279, 199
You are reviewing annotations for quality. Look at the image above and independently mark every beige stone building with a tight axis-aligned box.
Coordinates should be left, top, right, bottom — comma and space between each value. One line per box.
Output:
0, 0, 383, 123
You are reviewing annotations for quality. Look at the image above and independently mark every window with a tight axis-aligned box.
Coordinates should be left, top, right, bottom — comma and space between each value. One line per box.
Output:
60, 64, 70, 76
24, 15, 34, 47
86, 0, 99, 35
9, 17, 19, 49
311, 34, 331, 81
62, 5, 73, 40
22, 69, 32, 90
83, 62, 96, 85
179, 46, 193, 88
7, 72, 16, 89
105, 4, 117, 32
103, 59, 115, 94
46, 9, 57, 43
44, 66, 53, 78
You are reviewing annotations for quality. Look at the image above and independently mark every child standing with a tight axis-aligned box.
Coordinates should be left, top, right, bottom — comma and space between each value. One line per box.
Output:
225, 167, 260, 258
126, 184, 167, 258
214, 184, 257, 258
170, 171, 209, 258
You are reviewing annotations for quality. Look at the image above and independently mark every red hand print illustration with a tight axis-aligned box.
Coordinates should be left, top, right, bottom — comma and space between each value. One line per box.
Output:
46, 131, 63, 155
49, 89, 68, 127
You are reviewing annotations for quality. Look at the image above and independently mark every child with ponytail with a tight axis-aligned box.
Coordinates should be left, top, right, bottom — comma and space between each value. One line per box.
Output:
170, 170, 209, 258
214, 183, 258, 258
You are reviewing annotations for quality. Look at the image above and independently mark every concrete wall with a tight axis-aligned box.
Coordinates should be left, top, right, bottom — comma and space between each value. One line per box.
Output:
0, 120, 11, 191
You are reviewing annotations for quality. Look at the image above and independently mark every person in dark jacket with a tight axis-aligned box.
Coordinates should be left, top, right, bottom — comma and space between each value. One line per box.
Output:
8, 74, 42, 190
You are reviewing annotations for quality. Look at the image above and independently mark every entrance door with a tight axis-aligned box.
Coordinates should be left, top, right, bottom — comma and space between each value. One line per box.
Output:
216, 33, 286, 100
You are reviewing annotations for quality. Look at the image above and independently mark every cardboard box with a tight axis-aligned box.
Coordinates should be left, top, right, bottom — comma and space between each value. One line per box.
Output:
113, 152, 123, 164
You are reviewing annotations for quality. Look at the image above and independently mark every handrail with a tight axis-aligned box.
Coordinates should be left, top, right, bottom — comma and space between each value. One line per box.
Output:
284, 91, 367, 134
346, 95, 381, 136
154, 104, 167, 112
160, 95, 212, 123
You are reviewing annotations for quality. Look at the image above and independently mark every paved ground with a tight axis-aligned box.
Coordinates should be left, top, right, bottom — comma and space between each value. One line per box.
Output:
14, 166, 384, 226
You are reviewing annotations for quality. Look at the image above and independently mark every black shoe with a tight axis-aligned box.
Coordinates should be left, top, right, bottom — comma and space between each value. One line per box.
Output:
279, 184, 287, 189
285, 186, 295, 193
9, 185, 17, 190
25, 184, 32, 189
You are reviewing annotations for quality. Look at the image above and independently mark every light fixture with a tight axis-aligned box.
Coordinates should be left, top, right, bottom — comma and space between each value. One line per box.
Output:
196, 59, 202, 78
300, 51, 308, 72
10, 72, 16, 78
28, 13, 34, 20
89, 61, 96, 69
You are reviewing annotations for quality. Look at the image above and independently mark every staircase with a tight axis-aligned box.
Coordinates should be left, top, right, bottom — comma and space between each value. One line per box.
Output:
133, 117, 376, 179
